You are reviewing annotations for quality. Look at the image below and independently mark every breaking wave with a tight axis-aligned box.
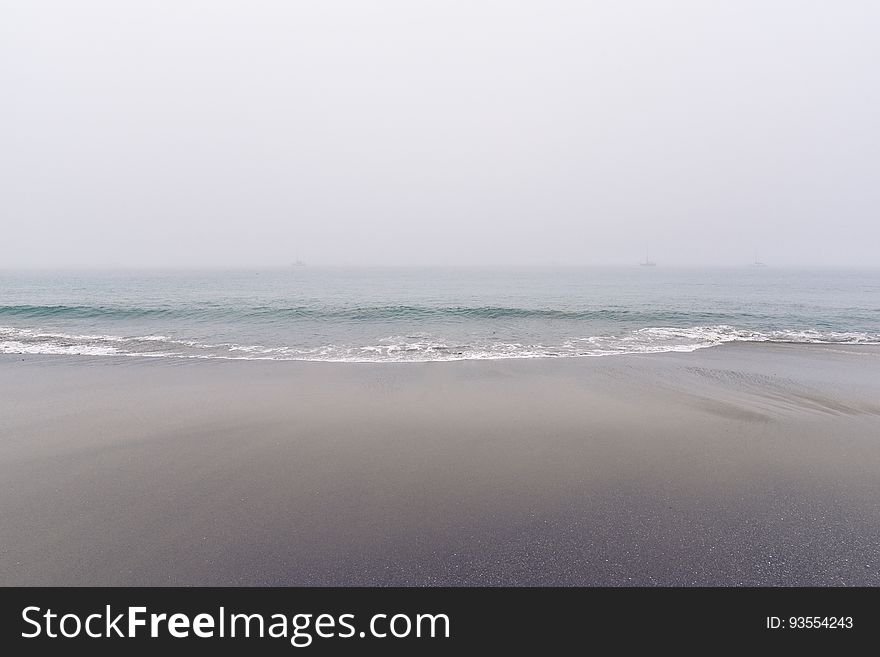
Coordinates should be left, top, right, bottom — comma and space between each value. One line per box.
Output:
2, 325, 878, 362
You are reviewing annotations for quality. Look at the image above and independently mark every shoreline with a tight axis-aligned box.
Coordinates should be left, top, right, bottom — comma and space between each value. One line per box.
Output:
3, 338, 879, 363
2, 342, 879, 586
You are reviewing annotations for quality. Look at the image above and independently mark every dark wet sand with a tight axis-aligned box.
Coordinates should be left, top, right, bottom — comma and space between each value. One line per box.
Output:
1, 344, 879, 586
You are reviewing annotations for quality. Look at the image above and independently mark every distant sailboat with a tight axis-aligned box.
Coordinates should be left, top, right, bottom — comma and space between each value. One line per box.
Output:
640, 248, 656, 267
753, 253, 766, 267
292, 259, 306, 268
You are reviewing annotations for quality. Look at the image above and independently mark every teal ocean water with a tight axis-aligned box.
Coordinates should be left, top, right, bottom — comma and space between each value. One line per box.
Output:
1, 268, 878, 361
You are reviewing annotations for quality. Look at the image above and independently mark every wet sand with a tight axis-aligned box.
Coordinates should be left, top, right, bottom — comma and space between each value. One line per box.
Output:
1, 344, 879, 585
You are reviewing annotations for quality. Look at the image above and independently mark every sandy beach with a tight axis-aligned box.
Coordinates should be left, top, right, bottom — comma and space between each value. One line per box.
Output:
1, 344, 879, 586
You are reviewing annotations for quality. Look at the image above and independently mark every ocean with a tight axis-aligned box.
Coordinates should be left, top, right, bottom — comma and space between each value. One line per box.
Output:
1, 267, 878, 362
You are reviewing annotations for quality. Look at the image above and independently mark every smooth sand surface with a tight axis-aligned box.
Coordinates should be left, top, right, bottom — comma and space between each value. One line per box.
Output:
1, 344, 879, 586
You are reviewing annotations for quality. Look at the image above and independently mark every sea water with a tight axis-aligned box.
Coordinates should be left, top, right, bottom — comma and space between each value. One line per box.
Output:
1, 267, 878, 362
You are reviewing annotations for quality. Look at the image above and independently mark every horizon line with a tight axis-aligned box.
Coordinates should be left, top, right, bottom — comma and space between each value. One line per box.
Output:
2, 263, 879, 272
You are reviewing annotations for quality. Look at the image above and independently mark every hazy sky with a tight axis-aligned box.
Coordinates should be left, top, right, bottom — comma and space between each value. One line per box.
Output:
1, 1, 878, 267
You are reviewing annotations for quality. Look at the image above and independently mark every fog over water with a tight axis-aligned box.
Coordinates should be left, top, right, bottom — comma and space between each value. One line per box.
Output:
2, 1, 878, 268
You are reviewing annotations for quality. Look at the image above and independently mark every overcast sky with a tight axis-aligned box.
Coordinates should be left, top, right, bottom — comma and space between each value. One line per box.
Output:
1, 1, 878, 267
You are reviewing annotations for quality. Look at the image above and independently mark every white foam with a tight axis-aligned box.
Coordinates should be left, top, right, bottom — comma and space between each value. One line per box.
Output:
1, 324, 878, 362
0, 340, 119, 356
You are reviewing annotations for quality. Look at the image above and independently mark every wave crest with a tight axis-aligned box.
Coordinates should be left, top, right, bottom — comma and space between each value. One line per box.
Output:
0, 303, 754, 324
